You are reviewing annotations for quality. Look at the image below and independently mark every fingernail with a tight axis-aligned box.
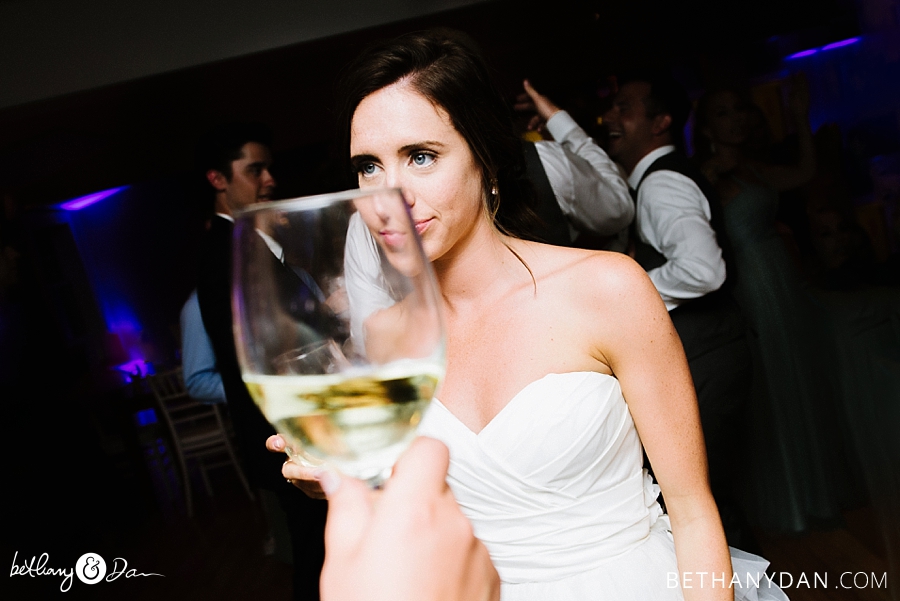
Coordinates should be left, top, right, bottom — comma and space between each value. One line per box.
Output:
316, 468, 342, 496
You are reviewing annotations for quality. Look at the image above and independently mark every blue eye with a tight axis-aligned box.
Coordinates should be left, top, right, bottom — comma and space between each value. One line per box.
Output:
411, 152, 435, 167
360, 163, 378, 176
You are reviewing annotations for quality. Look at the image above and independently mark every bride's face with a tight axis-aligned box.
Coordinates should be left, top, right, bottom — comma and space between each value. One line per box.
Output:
350, 80, 486, 263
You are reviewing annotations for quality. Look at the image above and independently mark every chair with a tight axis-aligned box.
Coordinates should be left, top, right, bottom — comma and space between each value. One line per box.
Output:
146, 367, 254, 516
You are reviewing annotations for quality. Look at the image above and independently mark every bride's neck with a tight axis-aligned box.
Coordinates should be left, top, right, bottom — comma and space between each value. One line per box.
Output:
433, 223, 525, 311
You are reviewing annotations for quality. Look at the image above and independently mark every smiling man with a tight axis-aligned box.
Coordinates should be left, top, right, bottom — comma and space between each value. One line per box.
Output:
604, 75, 725, 305
604, 73, 758, 552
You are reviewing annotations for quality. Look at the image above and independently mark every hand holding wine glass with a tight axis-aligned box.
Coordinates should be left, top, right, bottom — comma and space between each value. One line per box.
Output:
233, 187, 445, 488
320, 437, 500, 601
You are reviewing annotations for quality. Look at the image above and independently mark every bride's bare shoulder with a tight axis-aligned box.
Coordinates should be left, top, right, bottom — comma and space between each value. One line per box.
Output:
526, 244, 647, 288
528, 244, 664, 315
580, 250, 656, 298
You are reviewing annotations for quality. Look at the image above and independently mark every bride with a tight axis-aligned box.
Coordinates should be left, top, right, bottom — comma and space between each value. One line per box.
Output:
273, 29, 787, 601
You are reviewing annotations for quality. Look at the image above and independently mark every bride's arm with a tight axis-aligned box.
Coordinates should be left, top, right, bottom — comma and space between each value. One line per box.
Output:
584, 253, 733, 601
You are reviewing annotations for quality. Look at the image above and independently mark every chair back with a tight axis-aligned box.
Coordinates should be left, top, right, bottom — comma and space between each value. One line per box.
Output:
145, 367, 253, 515
147, 368, 226, 438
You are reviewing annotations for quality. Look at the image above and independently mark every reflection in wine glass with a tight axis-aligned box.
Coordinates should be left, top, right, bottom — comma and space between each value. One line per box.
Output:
233, 187, 445, 487
274, 341, 353, 376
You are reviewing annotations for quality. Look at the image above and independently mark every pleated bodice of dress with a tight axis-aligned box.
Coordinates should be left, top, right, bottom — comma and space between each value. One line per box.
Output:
419, 372, 663, 583
418, 370, 789, 601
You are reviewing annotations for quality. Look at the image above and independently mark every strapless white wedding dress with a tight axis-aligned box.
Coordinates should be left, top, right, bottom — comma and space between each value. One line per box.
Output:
418, 371, 788, 600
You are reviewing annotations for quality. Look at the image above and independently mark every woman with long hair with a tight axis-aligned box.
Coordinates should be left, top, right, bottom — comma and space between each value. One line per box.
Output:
275, 29, 786, 601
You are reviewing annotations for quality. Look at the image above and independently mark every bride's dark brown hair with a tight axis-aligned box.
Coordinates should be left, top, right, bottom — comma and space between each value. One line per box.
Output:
335, 28, 541, 240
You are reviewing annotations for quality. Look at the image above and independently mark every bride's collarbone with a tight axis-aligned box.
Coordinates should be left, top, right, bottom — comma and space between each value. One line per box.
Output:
446, 312, 554, 363
448, 296, 589, 350
445, 280, 577, 332
445, 295, 601, 375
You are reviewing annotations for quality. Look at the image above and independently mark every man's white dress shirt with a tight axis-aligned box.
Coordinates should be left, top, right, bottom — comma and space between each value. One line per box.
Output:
537, 111, 633, 240
629, 146, 725, 311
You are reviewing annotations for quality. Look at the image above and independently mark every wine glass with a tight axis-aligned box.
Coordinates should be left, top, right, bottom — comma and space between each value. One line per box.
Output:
232, 187, 445, 487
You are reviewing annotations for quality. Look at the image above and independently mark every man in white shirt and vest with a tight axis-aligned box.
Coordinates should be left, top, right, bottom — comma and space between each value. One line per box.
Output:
604, 72, 758, 552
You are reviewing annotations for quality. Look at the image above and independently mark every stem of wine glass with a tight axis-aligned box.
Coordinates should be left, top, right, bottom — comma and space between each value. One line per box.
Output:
364, 466, 394, 490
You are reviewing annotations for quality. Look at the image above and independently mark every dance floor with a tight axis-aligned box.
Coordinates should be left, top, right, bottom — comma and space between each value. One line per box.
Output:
5, 417, 892, 601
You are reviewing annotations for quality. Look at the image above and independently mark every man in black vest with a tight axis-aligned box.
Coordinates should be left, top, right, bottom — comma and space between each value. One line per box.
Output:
604, 74, 757, 551
194, 123, 327, 600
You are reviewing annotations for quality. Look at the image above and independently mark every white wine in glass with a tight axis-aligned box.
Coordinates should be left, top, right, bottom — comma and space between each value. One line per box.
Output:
232, 187, 445, 487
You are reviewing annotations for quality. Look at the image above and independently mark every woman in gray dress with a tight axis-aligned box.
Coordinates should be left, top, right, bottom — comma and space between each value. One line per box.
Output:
694, 79, 854, 534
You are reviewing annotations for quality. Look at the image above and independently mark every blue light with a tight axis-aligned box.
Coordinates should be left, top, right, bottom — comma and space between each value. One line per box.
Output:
787, 49, 818, 60
821, 37, 860, 51
134, 408, 158, 427
58, 186, 128, 211
107, 312, 142, 338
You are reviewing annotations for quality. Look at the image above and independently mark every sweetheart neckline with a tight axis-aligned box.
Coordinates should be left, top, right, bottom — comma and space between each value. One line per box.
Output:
432, 371, 619, 436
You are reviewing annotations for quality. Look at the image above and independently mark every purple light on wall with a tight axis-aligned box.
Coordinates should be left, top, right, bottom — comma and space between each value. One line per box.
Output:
786, 37, 863, 61
58, 186, 128, 211
821, 37, 860, 51
787, 49, 818, 60
106, 312, 152, 381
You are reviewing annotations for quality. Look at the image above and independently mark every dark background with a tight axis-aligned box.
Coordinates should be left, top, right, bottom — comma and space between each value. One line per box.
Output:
1, 0, 898, 598
0, 0, 863, 206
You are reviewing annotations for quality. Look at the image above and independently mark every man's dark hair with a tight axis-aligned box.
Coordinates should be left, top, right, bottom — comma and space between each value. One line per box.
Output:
619, 70, 692, 149
194, 122, 274, 180
335, 28, 541, 240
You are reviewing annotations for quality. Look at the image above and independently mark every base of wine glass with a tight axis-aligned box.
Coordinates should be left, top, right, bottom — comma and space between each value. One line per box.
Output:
285, 445, 326, 468
289, 444, 394, 489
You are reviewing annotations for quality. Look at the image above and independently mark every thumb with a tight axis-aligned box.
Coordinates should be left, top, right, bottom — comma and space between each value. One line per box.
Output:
323, 470, 374, 554
384, 437, 450, 503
